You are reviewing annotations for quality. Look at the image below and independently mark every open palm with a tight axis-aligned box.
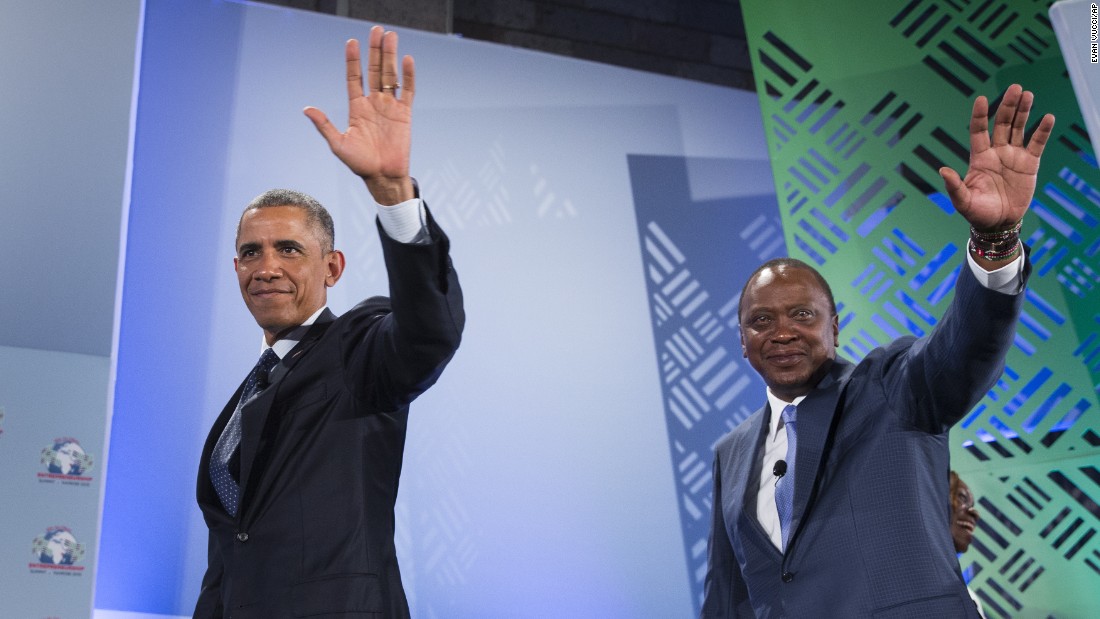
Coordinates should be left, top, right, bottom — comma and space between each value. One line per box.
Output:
939, 84, 1055, 231
304, 26, 416, 204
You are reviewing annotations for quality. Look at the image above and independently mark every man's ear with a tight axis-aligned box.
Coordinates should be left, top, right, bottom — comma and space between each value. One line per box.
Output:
740, 326, 748, 358
832, 314, 840, 348
326, 250, 346, 287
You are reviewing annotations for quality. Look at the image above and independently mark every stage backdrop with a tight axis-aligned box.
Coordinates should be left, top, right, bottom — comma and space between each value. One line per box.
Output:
0, 1, 140, 618
737, 1, 1100, 617
94, 1, 773, 618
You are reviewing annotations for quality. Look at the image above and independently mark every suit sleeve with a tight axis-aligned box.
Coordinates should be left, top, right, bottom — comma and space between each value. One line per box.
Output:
341, 204, 465, 412
192, 531, 224, 618
700, 449, 752, 618
887, 249, 1030, 433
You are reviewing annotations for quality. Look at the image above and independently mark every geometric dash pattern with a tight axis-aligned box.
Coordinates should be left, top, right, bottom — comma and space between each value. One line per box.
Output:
628, 154, 785, 614
734, 1, 1100, 615
949, 465, 1100, 618
419, 138, 522, 233
395, 412, 478, 619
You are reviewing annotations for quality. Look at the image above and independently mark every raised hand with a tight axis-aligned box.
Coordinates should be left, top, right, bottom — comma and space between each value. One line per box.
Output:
304, 26, 416, 205
938, 84, 1055, 232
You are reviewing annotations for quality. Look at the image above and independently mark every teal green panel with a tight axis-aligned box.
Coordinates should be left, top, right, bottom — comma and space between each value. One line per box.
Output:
950, 456, 1100, 618
743, 1, 1100, 616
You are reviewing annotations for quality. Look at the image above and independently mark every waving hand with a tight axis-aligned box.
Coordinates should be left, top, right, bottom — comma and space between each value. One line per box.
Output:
938, 84, 1055, 232
304, 25, 416, 205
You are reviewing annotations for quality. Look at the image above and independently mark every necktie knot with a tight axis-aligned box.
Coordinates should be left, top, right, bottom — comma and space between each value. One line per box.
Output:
781, 404, 797, 428
241, 348, 280, 403
258, 347, 279, 374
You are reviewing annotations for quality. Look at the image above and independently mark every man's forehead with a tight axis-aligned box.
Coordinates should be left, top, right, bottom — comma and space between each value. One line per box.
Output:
238, 206, 319, 242
751, 265, 782, 287
240, 204, 307, 226
749, 264, 819, 293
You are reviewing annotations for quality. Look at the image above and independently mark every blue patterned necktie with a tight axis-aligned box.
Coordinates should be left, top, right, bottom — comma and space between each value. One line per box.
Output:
775, 404, 798, 551
210, 348, 279, 516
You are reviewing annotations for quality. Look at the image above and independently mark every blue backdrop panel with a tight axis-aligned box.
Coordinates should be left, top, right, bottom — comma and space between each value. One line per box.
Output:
95, 1, 246, 613
629, 154, 784, 612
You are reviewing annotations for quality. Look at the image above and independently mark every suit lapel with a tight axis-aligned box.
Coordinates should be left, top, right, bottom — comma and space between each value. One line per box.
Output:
724, 405, 778, 556
740, 405, 770, 519
237, 309, 336, 516
787, 359, 854, 549
267, 307, 336, 385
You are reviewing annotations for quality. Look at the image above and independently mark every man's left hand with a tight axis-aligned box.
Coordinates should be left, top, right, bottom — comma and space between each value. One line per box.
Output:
304, 25, 416, 205
939, 83, 1055, 232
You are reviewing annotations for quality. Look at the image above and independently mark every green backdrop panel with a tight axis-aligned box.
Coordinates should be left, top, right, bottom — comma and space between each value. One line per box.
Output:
741, 1, 1100, 617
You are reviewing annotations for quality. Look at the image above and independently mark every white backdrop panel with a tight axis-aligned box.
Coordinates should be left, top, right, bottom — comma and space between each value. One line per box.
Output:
96, 2, 771, 617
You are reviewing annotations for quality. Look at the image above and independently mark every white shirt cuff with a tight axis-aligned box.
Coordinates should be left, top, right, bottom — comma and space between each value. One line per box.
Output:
375, 198, 428, 244
966, 242, 1025, 294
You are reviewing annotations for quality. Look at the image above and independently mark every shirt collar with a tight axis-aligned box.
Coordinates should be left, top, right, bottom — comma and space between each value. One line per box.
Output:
258, 306, 327, 359
766, 388, 806, 440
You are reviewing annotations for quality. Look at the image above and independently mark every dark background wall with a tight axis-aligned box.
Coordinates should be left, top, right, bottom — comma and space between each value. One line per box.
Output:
255, 0, 753, 89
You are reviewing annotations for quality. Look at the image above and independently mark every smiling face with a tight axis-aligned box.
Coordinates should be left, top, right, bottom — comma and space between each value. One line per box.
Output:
234, 205, 344, 344
739, 264, 839, 402
951, 473, 980, 553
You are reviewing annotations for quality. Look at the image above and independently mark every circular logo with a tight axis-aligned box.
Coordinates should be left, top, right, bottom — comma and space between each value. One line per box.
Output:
40, 437, 94, 476
31, 526, 85, 566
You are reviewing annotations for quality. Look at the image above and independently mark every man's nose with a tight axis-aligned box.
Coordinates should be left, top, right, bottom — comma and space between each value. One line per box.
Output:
771, 317, 798, 340
253, 254, 283, 280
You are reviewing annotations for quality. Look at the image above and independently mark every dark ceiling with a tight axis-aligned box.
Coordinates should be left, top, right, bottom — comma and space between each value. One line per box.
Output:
255, 0, 755, 90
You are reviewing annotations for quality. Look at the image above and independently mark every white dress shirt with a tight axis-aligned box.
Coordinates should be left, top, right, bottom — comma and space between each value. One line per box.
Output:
375, 196, 429, 244
756, 391, 806, 550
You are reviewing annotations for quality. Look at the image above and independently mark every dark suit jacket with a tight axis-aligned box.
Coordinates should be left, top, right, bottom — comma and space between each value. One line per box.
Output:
194, 212, 463, 618
701, 260, 1028, 618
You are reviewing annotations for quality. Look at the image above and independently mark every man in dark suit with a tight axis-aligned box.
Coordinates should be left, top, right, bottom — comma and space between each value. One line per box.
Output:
193, 26, 464, 618
701, 84, 1054, 618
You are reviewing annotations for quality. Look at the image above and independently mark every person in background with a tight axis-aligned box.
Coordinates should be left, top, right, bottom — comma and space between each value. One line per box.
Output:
950, 470, 986, 618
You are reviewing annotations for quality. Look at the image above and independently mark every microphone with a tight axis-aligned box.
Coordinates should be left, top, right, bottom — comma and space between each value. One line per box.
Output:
773, 459, 787, 479
256, 369, 271, 391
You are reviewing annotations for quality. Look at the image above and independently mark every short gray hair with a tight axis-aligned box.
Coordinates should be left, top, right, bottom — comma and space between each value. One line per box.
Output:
236, 188, 335, 253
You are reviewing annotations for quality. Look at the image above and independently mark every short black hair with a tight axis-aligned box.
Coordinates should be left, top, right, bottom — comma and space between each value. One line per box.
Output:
737, 257, 838, 320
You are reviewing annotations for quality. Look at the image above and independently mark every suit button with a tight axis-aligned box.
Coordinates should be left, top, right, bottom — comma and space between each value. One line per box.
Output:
236, 532, 249, 542
781, 571, 794, 583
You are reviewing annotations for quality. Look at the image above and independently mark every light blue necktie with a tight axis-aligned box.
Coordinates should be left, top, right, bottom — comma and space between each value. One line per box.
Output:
210, 348, 279, 516
775, 404, 798, 551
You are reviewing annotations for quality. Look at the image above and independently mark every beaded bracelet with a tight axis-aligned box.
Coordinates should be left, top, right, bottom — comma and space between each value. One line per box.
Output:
971, 220, 1022, 243
969, 238, 1021, 261
969, 220, 1022, 262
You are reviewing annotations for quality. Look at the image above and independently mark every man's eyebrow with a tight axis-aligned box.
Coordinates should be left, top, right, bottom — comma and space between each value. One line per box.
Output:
238, 239, 307, 254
